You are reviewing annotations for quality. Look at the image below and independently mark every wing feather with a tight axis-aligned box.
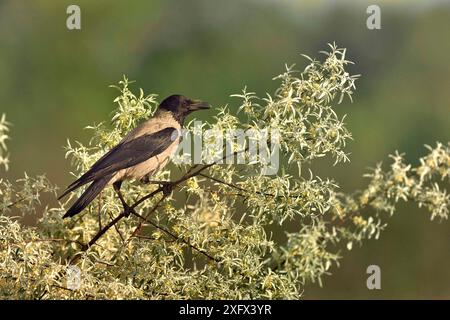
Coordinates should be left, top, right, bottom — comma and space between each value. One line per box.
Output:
58, 127, 178, 199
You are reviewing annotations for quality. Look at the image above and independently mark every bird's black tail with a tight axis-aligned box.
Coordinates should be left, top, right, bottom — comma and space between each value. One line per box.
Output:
63, 175, 112, 218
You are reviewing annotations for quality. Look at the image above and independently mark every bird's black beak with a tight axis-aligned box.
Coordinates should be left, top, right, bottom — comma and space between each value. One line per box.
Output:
188, 99, 210, 111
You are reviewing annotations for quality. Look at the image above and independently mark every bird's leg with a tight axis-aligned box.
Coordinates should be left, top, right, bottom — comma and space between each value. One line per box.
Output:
140, 174, 152, 184
113, 181, 133, 217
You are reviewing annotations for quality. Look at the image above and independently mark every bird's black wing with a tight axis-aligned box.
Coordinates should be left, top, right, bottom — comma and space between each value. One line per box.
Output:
58, 127, 178, 199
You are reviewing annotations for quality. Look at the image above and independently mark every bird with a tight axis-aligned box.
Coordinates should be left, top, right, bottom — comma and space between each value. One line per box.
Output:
58, 95, 209, 218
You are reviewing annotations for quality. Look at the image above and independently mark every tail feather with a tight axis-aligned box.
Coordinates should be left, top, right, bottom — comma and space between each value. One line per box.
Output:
58, 172, 96, 200
58, 181, 83, 200
63, 175, 112, 218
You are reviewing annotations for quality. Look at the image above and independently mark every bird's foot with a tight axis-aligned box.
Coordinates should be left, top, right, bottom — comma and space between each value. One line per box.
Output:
140, 175, 151, 184
122, 203, 134, 217
160, 181, 174, 197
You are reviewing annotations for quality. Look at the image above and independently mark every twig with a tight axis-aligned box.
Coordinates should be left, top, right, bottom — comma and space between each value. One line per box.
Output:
198, 173, 247, 192
199, 172, 303, 200
130, 195, 166, 238
130, 209, 219, 263
108, 211, 125, 243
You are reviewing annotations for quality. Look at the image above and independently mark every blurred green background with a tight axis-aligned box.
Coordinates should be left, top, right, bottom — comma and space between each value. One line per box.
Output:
1, 0, 449, 299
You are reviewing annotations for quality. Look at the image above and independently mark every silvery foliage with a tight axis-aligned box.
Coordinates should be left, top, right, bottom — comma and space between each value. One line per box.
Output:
0, 44, 448, 299
0, 114, 10, 171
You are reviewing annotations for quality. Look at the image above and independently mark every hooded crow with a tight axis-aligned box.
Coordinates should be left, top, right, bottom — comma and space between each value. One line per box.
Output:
58, 95, 209, 218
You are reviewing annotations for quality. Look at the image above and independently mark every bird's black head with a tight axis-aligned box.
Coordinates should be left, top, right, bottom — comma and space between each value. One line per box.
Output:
159, 95, 210, 124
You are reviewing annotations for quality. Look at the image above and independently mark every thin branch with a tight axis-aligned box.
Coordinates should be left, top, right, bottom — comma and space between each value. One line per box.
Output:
199, 172, 303, 200
131, 210, 219, 263
108, 211, 125, 243
198, 173, 247, 192
130, 195, 166, 238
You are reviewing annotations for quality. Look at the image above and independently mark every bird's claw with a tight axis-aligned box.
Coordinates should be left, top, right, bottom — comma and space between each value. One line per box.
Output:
123, 203, 134, 217
140, 175, 151, 184
161, 182, 173, 197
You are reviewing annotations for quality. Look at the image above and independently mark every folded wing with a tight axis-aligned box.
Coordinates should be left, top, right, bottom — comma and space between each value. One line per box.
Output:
59, 127, 178, 199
